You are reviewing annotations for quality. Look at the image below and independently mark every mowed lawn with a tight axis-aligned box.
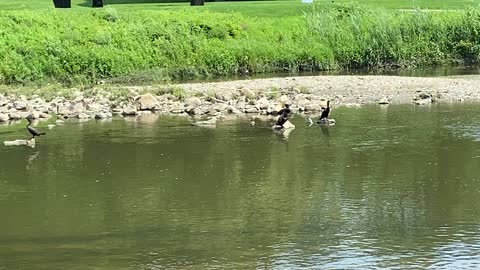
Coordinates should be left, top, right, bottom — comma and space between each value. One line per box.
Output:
0, 0, 479, 16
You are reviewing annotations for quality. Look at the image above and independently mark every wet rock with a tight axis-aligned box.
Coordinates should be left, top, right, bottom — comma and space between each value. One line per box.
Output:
55, 120, 65, 125
122, 105, 137, 115
378, 97, 390, 105
170, 102, 185, 114
414, 98, 432, 105
77, 113, 90, 119
95, 112, 109, 119
135, 93, 160, 110
245, 105, 258, 113
0, 113, 9, 122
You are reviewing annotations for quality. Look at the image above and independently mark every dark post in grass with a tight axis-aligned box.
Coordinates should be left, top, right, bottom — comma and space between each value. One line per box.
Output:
191, 0, 204, 6
92, 0, 103, 8
53, 0, 71, 8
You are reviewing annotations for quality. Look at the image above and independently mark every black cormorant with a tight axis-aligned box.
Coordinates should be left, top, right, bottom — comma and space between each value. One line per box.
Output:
276, 104, 291, 127
319, 100, 330, 120
26, 117, 46, 139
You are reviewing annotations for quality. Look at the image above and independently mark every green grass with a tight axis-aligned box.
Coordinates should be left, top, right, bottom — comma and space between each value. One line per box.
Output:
0, 4, 480, 86
1, 1, 480, 17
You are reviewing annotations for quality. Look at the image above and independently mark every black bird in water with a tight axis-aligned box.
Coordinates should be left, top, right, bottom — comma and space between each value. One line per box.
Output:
26, 117, 46, 139
276, 104, 292, 128
319, 100, 331, 121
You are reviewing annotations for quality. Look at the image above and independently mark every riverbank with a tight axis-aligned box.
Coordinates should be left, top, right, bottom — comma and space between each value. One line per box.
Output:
1, 75, 479, 124
1, 5, 480, 85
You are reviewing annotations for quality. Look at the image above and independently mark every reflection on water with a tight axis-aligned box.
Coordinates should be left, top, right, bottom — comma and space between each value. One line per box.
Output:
0, 103, 480, 269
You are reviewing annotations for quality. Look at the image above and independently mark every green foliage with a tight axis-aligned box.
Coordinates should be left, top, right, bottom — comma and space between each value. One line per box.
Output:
0, 5, 480, 86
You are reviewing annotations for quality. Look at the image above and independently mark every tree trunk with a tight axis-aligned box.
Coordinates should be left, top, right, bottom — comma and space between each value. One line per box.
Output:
92, 0, 103, 8
53, 0, 71, 8
190, 0, 204, 6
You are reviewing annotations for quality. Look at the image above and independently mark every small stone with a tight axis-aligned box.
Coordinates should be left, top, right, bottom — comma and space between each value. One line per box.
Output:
378, 97, 390, 105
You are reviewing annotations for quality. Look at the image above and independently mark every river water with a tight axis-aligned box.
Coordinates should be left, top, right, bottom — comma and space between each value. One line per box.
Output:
1, 103, 480, 269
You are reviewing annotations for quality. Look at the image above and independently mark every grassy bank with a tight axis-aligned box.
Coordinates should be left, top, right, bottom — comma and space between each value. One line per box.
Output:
0, 4, 479, 86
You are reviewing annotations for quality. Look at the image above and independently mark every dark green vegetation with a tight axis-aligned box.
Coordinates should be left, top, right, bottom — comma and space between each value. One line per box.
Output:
1, 104, 480, 268
0, 3, 480, 85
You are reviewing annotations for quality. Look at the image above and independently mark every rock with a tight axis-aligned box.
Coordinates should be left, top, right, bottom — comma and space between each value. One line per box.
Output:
47, 124, 56, 129
215, 90, 235, 101
71, 102, 85, 114
186, 97, 202, 107
378, 97, 390, 105
305, 103, 321, 111
95, 113, 109, 119
245, 106, 259, 113
0, 113, 9, 122
193, 117, 217, 128
255, 97, 270, 110
4, 139, 35, 148
39, 113, 52, 119
296, 96, 310, 108
241, 89, 256, 99
414, 98, 432, 105
122, 105, 137, 115
135, 93, 160, 110
235, 100, 246, 111
77, 113, 90, 119
9, 112, 31, 120
170, 102, 185, 114
86, 103, 102, 112
55, 120, 65, 125
30, 111, 40, 119
0, 106, 8, 113
278, 95, 289, 105
13, 101, 27, 110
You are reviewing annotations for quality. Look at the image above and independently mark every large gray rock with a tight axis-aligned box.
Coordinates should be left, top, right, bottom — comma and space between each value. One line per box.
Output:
9, 112, 31, 120
255, 97, 270, 110
136, 93, 160, 110
13, 101, 27, 110
245, 105, 258, 113
0, 113, 9, 122
215, 90, 235, 101
186, 97, 202, 108
241, 89, 256, 99
71, 102, 85, 114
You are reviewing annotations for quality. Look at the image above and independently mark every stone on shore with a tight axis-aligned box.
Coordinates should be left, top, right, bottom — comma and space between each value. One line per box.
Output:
136, 93, 160, 110
0, 113, 9, 122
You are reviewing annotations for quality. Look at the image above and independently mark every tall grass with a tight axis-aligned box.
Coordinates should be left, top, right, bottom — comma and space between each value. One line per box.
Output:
0, 5, 479, 86
305, 3, 480, 67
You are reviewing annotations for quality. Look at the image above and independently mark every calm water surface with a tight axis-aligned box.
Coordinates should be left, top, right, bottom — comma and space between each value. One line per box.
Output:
1, 104, 480, 269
